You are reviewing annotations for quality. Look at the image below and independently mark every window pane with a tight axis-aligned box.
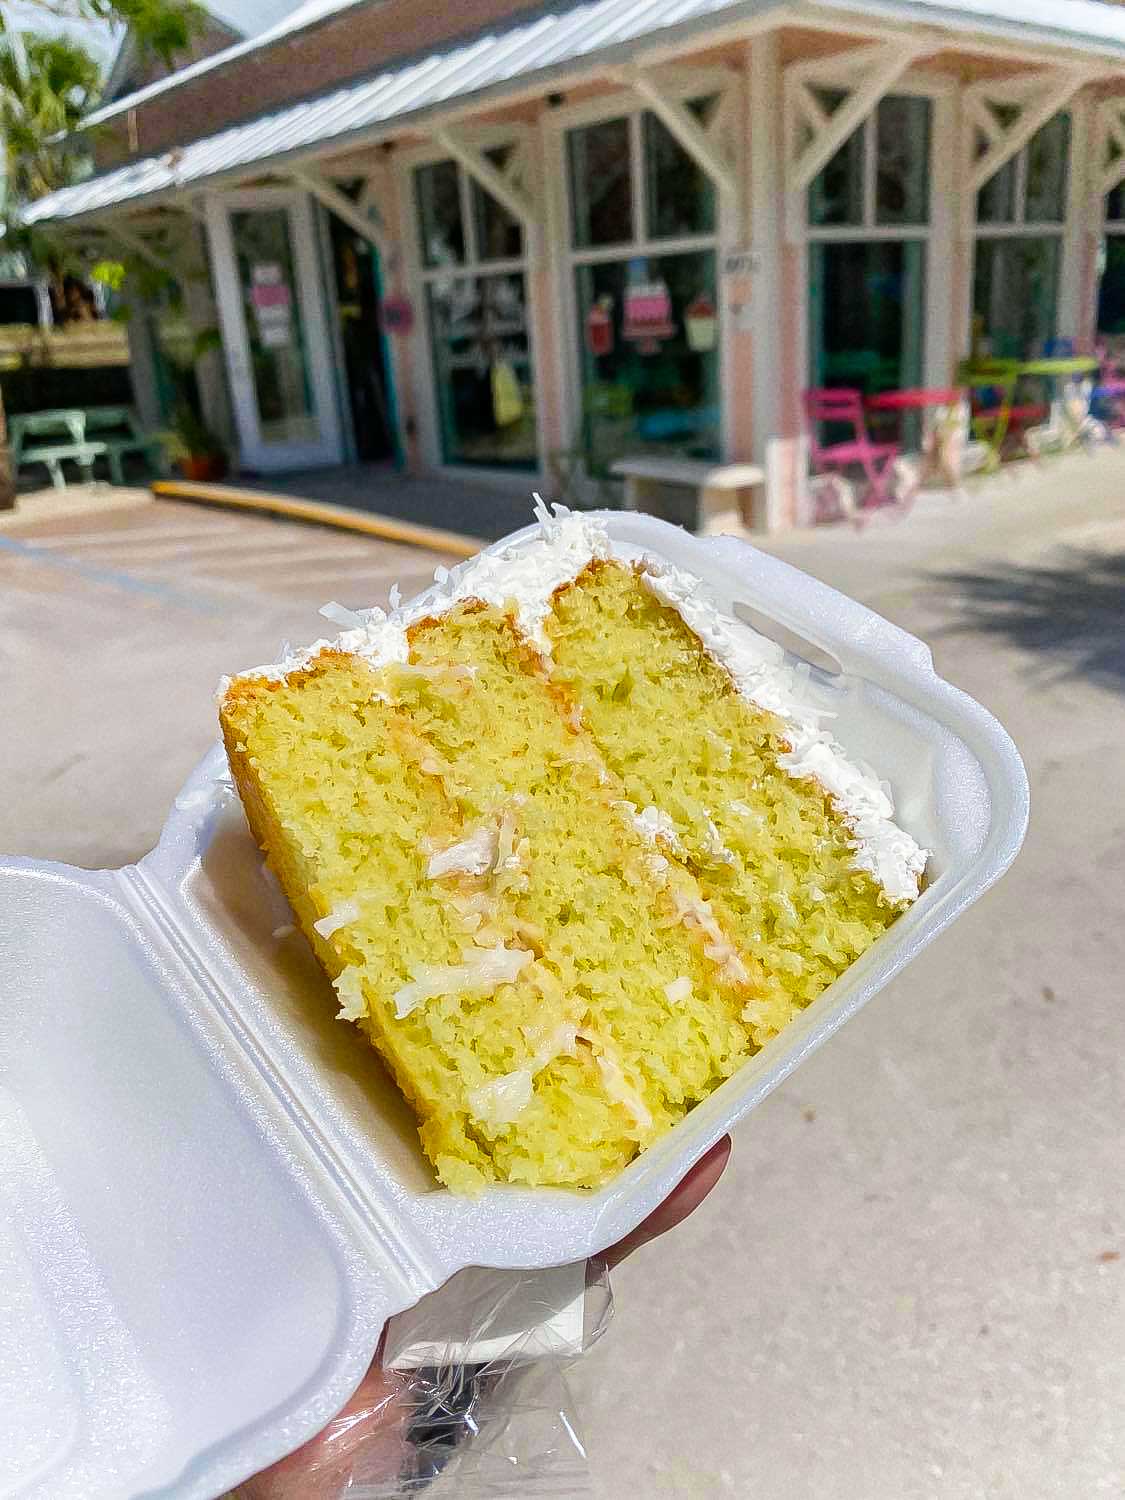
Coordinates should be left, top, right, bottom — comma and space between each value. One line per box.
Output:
1107, 182, 1125, 224
415, 160, 464, 269
574, 250, 720, 486
471, 145, 523, 262
973, 236, 1060, 359
1097, 235, 1125, 336
808, 89, 864, 227
875, 95, 931, 225
975, 102, 1018, 224
426, 272, 536, 469
568, 117, 633, 248
977, 158, 1017, 224
808, 239, 926, 396
0, 284, 41, 324
644, 98, 716, 239
1025, 113, 1070, 223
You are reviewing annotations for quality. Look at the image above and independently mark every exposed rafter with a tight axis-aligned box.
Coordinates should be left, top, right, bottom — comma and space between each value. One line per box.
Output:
432, 127, 536, 226
617, 64, 738, 201
290, 166, 387, 252
786, 39, 929, 193
966, 68, 1093, 194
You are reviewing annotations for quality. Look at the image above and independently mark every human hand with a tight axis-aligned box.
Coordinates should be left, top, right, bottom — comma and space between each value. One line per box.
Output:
237, 1135, 732, 1499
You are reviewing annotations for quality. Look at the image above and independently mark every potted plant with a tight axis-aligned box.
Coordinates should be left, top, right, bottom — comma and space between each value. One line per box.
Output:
162, 401, 227, 481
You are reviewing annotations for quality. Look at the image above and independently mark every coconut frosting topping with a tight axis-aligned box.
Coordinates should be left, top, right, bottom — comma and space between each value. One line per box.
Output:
229, 498, 927, 903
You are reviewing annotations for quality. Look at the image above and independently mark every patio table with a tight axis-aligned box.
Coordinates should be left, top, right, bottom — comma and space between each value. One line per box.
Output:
865, 387, 977, 488
864, 387, 963, 410
959, 357, 1097, 468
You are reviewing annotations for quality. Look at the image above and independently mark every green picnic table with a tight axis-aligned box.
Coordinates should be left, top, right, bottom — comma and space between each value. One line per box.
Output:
10, 405, 167, 488
959, 356, 1099, 469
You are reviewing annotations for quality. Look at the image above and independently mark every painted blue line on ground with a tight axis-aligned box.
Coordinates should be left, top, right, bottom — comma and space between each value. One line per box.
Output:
0, 533, 231, 615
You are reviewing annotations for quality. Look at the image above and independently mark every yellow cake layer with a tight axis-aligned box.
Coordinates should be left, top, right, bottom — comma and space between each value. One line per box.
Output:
222, 562, 909, 1192
222, 607, 758, 1192
545, 562, 902, 1044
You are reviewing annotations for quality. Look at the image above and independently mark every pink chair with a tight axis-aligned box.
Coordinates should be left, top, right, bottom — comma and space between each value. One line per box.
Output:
803, 387, 901, 510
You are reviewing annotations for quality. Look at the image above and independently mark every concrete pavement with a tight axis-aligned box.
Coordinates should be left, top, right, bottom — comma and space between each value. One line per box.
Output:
2, 457, 1123, 1498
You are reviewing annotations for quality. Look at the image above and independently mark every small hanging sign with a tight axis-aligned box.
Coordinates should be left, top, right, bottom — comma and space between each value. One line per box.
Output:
685, 292, 717, 353
379, 294, 415, 336
622, 279, 675, 355
586, 295, 614, 357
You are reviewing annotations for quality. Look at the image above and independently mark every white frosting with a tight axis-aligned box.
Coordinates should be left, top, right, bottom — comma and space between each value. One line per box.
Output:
467, 1021, 578, 1128
333, 967, 367, 1022
467, 1069, 534, 1129
313, 899, 360, 938
427, 825, 498, 879
577, 1033, 653, 1132
391, 944, 533, 1020
228, 499, 926, 902
666, 885, 751, 986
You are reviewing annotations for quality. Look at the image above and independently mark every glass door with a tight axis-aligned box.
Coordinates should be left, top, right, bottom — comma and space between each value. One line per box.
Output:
207, 189, 344, 471
808, 240, 927, 394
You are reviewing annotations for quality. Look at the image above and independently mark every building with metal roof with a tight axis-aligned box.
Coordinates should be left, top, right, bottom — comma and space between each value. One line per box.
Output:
21, 0, 1125, 528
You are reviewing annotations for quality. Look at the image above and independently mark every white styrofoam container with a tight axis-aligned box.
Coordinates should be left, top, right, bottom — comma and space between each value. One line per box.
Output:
0, 515, 1028, 1499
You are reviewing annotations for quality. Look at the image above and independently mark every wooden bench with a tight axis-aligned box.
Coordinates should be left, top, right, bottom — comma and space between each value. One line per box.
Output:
10, 411, 106, 489
17, 440, 107, 488
10, 405, 166, 489
83, 405, 168, 485
610, 456, 765, 532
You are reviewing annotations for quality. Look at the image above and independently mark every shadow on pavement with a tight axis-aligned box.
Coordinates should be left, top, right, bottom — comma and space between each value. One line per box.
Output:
927, 545, 1125, 694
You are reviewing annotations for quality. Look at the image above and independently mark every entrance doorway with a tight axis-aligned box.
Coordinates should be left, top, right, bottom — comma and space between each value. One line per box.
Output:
207, 187, 344, 472
326, 213, 397, 465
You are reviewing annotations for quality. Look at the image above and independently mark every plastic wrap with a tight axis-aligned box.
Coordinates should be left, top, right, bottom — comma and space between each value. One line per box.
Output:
232, 1259, 613, 1498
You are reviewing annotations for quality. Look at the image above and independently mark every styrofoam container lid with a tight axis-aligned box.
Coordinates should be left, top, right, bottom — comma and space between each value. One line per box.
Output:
0, 515, 1028, 1498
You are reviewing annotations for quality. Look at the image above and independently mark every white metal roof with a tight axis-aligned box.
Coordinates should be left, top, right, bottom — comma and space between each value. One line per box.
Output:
25, 0, 1125, 226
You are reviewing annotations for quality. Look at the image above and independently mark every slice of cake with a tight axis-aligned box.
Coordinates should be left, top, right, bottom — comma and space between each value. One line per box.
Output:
219, 503, 926, 1192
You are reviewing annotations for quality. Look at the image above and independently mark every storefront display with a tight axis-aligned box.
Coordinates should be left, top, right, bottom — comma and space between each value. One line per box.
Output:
414, 155, 537, 470
564, 102, 722, 477
806, 92, 932, 401
622, 277, 676, 353
972, 113, 1068, 358
685, 293, 717, 352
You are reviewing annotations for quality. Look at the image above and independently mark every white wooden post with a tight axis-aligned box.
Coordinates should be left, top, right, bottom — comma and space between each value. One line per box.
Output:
1059, 91, 1093, 345
749, 32, 782, 469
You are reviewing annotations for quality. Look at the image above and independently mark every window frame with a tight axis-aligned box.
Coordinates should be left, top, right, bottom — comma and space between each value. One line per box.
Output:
804, 82, 939, 244
396, 130, 545, 482
545, 78, 739, 478
794, 73, 953, 404
972, 110, 1071, 237
969, 109, 1073, 357
805, 88, 934, 239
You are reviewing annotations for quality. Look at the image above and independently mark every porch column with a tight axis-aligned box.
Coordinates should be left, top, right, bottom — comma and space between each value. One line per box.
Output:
121, 288, 164, 434
378, 154, 423, 473
185, 220, 236, 450
528, 108, 565, 474
746, 31, 785, 460
950, 81, 975, 367
1059, 91, 1096, 349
